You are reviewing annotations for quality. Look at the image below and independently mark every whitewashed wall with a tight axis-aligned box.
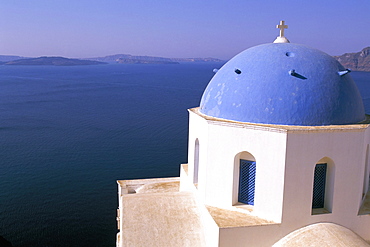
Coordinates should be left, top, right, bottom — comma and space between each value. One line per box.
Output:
188, 109, 287, 222
187, 108, 370, 244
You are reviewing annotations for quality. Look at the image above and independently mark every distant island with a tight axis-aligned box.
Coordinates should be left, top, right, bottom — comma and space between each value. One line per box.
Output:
0, 54, 224, 66
116, 57, 179, 64
0, 55, 25, 62
4, 56, 106, 66
1, 48, 369, 70
334, 47, 370, 72
86, 54, 224, 64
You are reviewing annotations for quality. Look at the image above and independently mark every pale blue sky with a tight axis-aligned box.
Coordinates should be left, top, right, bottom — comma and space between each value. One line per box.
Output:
0, 0, 369, 59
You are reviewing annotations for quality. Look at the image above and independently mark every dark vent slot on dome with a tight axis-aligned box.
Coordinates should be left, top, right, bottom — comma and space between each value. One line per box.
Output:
289, 69, 307, 80
235, 69, 242, 74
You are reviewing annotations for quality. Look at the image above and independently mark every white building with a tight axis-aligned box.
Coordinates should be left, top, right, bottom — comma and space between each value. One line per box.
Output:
116, 21, 370, 247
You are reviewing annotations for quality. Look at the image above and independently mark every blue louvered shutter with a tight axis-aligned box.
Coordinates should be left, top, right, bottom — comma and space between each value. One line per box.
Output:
238, 160, 256, 205
312, 163, 327, 208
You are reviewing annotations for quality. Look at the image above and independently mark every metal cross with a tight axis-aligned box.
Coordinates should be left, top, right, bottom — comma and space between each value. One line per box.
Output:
277, 21, 288, 37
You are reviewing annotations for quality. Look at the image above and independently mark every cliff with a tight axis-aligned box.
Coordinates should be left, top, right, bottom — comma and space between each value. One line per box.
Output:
5, 56, 107, 66
334, 47, 370, 72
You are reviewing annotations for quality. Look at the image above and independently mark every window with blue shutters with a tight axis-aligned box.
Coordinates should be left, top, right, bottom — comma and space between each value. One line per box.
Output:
312, 163, 327, 209
238, 159, 256, 205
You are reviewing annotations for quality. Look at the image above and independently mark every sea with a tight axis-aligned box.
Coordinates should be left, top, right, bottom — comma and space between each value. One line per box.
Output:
0, 63, 369, 247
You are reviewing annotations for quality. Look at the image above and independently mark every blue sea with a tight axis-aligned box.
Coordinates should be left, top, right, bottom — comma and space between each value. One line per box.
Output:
0, 64, 369, 247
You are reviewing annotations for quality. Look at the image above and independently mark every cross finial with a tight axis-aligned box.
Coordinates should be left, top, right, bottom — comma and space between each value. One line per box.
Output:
277, 20, 288, 37
273, 20, 290, 43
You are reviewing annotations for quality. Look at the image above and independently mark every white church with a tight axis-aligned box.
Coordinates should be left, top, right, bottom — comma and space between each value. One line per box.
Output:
116, 21, 370, 246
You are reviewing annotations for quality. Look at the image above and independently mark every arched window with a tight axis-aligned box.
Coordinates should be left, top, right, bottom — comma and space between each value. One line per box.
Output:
312, 157, 335, 214
233, 152, 256, 206
193, 139, 199, 185
312, 163, 327, 209
238, 159, 256, 205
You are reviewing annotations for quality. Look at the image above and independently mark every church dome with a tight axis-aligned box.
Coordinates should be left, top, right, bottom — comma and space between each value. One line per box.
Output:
199, 43, 365, 126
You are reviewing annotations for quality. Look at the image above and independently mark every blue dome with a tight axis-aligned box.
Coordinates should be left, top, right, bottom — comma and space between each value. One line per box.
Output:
199, 43, 365, 126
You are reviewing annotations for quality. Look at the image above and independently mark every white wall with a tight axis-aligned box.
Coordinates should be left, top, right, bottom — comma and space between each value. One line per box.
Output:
282, 128, 368, 232
188, 109, 287, 222
187, 109, 210, 203
187, 108, 370, 244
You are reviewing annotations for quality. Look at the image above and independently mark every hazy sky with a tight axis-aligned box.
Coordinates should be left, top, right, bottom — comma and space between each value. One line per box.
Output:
0, 0, 369, 59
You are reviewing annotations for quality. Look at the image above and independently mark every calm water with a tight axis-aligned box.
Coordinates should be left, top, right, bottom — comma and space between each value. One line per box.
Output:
0, 64, 369, 247
0, 63, 219, 247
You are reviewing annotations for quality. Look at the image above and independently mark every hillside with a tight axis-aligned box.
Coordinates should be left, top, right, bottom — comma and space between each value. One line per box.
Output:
334, 47, 370, 72
0, 55, 26, 62
5, 56, 106, 66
